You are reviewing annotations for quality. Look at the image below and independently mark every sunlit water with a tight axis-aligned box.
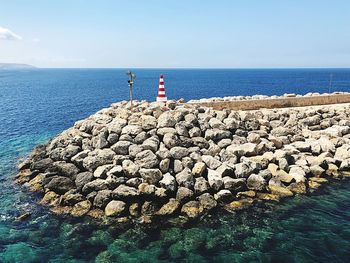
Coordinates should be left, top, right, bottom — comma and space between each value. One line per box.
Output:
1, 69, 350, 262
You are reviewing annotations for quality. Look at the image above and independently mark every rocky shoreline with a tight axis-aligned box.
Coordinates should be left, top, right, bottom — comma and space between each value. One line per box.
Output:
15, 96, 350, 225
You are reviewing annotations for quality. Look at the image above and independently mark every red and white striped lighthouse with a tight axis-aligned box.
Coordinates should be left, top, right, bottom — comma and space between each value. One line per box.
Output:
156, 74, 167, 102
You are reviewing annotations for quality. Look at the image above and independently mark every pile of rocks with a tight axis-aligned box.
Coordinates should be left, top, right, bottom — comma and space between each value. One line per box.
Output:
16, 99, 350, 224
187, 91, 350, 103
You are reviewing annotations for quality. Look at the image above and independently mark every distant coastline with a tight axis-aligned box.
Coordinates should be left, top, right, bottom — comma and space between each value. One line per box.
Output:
0, 63, 36, 70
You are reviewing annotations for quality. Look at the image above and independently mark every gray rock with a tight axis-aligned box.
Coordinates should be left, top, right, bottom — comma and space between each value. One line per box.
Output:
30, 158, 53, 172
159, 159, 170, 173
192, 162, 206, 177
75, 172, 94, 191
222, 177, 246, 192
71, 150, 89, 167
141, 115, 157, 130
163, 133, 180, 148
48, 161, 80, 179
139, 168, 163, 184
93, 190, 113, 208
91, 134, 109, 149
207, 169, 223, 190
142, 137, 159, 152
135, 150, 159, 168
198, 193, 217, 210
202, 155, 222, 170
94, 164, 113, 179
214, 189, 233, 202
226, 143, 257, 157
176, 186, 194, 202
111, 141, 132, 155
45, 176, 74, 194
194, 177, 210, 194
170, 146, 189, 159
205, 129, 231, 141
82, 149, 115, 171
106, 165, 123, 177
122, 160, 139, 177
113, 184, 139, 198
105, 200, 126, 216
159, 173, 177, 192
175, 168, 194, 188
82, 179, 111, 194
175, 122, 189, 137
121, 125, 143, 136
173, 159, 183, 173
157, 111, 176, 127
247, 173, 266, 191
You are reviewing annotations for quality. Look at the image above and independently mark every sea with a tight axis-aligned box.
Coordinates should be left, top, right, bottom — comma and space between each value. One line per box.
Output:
1, 68, 350, 262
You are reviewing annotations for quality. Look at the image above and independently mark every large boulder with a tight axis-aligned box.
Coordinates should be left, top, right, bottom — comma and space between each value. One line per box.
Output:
159, 173, 176, 192
207, 169, 223, 191
175, 168, 194, 189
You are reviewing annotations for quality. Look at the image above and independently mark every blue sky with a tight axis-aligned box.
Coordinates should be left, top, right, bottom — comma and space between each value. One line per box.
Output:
0, 0, 349, 68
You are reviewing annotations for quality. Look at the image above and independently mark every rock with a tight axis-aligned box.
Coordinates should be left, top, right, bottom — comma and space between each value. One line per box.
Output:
111, 141, 132, 155
268, 185, 293, 197
121, 125, 143, 136
157, 111, 176, 127
247, 173, 266, 191
268, 163, 294, 183
234, 163, 254, 178
176, 187, 194, 202
222, 177, 246, 192
194, 177, 210, 194
142, 137, 159, 152
156, 198, 180, 216
71, 200, 91, 217
106, 165, 123, 177
207, 169, 223, 191
159, 159, 170, 173
82, 179, 111, 194
94, 164, 113, 179
175, 168, 194, 188
236, 190, 256, 198
122, 160, 139, 177
288, 165, 306, 182
92, 134, 109, 149
287, 182, 307, 194
225, 198, 254, 211
310, 165, 325, 177
181, 201, 203, 219
339, 159, 350, 171
71, 150, 89, 167
129, 203, 140, 217
138, 183, 156, 195
216, 164, 233, 177
83, 149, 115, 171
135, 150, 159, 169
214, 189, 232, 202
198, 193, 217, 210
45, 176, 74, 194
62, 192, 85, 206
113, 185, 139, 198
192, 162, 206, 177
159, 173, 177, 192
48, 161, 80, 178
138, 168, 162, 184
75, 172, 94, 191
141, 115, 157, 130
202, 155, 222, 170
30, 158, 53, 172
40, 191, 60, 206
204, 129, 231, 141
105, 200, 126, 217
93, 190, 113, 208
226, 143, 257, 157
170, 146, 189, 159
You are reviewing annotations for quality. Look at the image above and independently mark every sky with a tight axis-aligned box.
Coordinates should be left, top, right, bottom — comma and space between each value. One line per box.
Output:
0, 0, 349, 68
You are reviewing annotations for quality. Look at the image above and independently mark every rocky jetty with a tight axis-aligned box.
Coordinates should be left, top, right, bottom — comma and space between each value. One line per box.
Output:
16, 98, 350, 225
188, 91, 350, 103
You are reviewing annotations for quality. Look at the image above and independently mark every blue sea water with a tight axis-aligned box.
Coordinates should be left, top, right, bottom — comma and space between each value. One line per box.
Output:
1, 68, 350, 262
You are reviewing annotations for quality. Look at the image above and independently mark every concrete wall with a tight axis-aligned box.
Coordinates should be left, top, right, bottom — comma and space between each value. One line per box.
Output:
189, 94, 350, 111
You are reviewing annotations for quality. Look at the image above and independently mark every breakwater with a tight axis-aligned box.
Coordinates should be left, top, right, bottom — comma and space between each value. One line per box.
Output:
15, 93, 350, 225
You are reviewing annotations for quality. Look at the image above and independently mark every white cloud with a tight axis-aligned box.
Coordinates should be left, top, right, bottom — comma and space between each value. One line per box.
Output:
0, 26, 22, 41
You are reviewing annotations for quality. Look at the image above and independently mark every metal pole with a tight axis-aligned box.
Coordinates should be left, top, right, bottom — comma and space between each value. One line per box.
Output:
129, 83, 133, 110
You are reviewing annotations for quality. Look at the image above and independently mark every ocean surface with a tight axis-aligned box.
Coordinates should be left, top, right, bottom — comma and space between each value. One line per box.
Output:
1, 68, 350, 262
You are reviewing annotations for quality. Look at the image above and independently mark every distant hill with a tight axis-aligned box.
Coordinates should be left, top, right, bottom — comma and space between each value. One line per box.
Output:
0, 63, 36, 70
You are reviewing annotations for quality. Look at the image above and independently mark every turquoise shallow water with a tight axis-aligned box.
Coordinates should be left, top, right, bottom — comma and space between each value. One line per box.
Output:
1, 69, 350, 262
